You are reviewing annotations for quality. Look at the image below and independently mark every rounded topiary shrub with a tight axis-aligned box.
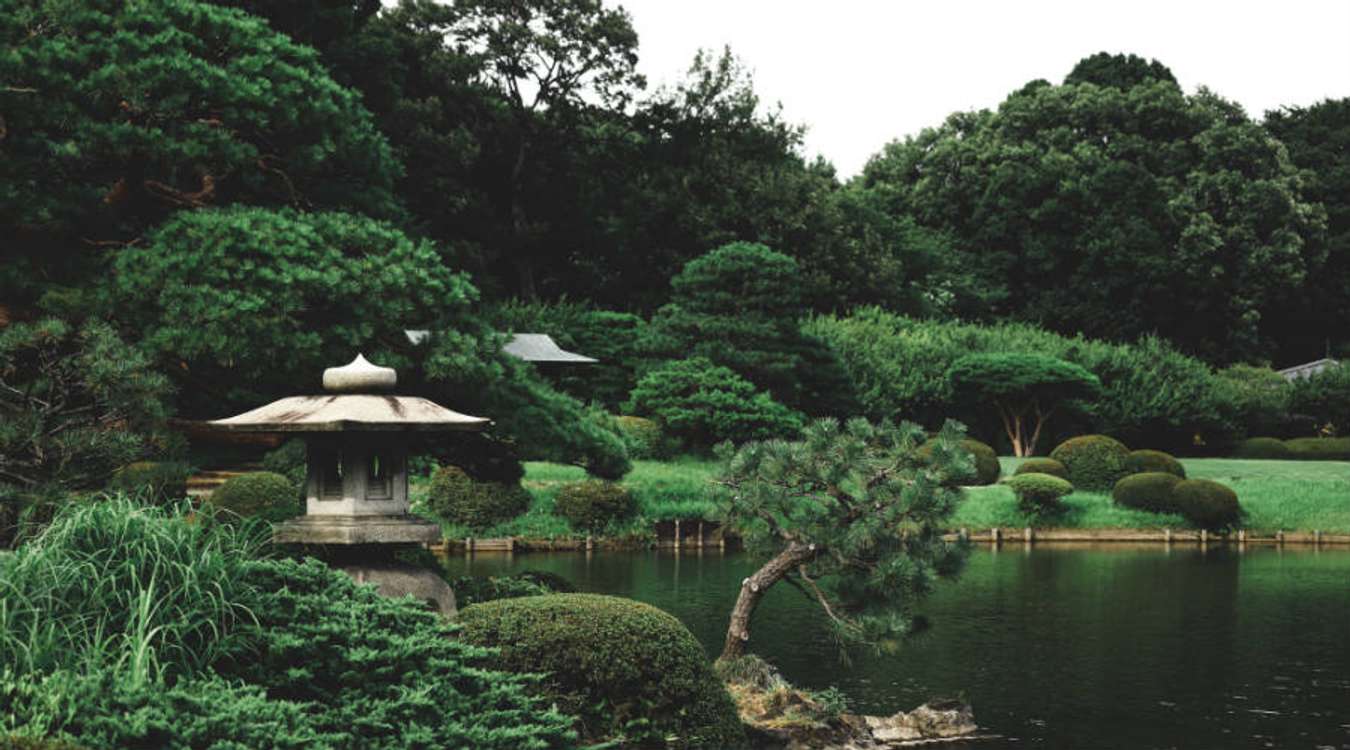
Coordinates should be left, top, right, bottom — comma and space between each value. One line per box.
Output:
553, 480, 636, 533
107, 461, 189, 504
1173, 479, 1242, 531
1231, 437, 1291, 460
1014, 457, 1068, 479
919, 438, 1001, 485
614, 415, 672, 460
208, 471, 302, 523
1004, 473, 1073, 515
1112, 472, 1183, 514
261, 439, 308, 490
624, 356, 802, 449
426, 465, 530, 531
1283, 437, 1350, 461
458, 593, 746, 748
1049, 435, 1130, 491
1124, 449, 1186, 478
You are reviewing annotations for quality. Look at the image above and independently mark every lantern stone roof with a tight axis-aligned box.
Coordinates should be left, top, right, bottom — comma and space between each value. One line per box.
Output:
208, 354, 489, 433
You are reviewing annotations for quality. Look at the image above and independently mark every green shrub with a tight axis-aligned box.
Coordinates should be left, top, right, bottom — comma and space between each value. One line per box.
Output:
222, 558, 575, 749
1112, 472, 1183, 513
1172, 479, 1243, 531
0, 736, 86, 750
553, 480, 637, 532
1049, 435, 1130, 491
0, 498, 575, 750
208, 471, 302, 524
625, 357, 803, 449
450, 571, 576, 608
1003, 473, 1073, 515
613, 416, 673, 460
425, 465, 530, 531
106, 461, 189, 504
261, 439, 308, 490
458, 594, 746, 748
1288, 363, 1350, 435
1124, 449, 1186, 478
1231, 437, 1292, 459
1013, 458, 1068, 479
1283, 437, 1350, 461
919, 438, 1000, 485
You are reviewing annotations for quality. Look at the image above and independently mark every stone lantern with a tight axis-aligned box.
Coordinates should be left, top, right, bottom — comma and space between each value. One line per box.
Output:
209, 354, 487, 614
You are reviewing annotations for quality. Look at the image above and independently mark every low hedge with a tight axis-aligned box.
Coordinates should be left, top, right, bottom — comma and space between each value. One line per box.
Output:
426, 465, 530, 531
1004, 473, 1073, 516
458, 594, 746, 748
920, 438, 1000, 486
1172, 479, 1243, 531
1124, 449, 1185, 478
1013, 458, 1068, 479
1283, 437, 1350, 461
1049, 435, 1130, 491
208, 471, 302, 523
106, 461, 190, 504
1112, 472, 1183, 514
1231, 437, 1292, 459
553, 480, 636, 532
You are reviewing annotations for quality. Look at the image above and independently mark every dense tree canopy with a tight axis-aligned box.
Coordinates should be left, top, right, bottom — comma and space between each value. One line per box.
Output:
861, 73, 1324, 363
0, 0, 402, 302
1263, 98, 1350, 363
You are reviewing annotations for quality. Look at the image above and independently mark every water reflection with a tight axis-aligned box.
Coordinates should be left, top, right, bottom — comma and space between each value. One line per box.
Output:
442, 545, 1350, 750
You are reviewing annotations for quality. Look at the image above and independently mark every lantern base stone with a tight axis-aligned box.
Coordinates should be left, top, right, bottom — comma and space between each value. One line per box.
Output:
341, 563, 457, 617
272, 514, 442, 545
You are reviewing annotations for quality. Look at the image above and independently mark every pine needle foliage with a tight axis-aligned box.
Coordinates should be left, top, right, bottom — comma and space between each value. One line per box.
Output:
713, 418, 970, 660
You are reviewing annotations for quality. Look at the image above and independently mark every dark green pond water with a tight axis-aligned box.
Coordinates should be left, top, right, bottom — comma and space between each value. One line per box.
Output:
441, 545, 1350, 750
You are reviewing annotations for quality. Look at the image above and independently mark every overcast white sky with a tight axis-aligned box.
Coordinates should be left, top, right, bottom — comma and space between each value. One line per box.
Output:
618, 0, 1350, 177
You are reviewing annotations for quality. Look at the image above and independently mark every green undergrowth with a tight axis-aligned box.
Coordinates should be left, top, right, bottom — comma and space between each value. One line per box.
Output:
426, 456, 1350, 537
420, 459, 723, 540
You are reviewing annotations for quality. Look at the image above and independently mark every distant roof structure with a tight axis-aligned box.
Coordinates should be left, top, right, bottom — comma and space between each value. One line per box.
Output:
404, 330, 597, 364
1276, 358, 1340, 382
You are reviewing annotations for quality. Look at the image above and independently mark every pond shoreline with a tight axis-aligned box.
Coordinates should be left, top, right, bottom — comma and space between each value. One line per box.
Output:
431, 525, 1350, 554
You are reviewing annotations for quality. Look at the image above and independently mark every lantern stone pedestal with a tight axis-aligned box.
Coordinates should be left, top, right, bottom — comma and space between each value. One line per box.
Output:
210, 354, 490, 617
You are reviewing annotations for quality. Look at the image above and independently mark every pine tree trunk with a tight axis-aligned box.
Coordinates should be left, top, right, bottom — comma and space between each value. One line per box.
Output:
720, 541, 815, 661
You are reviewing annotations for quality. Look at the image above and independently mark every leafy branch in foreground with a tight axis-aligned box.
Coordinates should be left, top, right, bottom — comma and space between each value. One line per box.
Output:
713, 418, 970, 661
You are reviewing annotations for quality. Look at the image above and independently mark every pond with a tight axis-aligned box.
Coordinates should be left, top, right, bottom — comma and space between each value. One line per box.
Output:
442, 544, 1350, 749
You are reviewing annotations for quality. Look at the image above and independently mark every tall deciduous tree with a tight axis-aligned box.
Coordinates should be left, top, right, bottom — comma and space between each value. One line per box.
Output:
451, 0, 644, 298
946, 353, 1100, 456
861, 57, 1323, 363
714, 418, 969, 661
1264, 98, 1350, 363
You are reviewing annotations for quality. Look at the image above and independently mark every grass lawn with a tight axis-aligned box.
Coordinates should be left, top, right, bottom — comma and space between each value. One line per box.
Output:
427, 456, 1350, 538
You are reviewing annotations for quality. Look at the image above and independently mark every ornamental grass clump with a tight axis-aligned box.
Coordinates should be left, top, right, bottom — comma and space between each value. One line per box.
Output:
105, 461, 190, 504
1124, 449, 1186, 478
1014, 458, 1069, 479
1049, 435, 1130, 491
459, 593, 746, 748
1004, 473, 1074, 516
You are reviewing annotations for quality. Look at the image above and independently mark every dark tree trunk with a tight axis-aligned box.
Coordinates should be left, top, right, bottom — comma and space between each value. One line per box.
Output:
719, 541, 815, 661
